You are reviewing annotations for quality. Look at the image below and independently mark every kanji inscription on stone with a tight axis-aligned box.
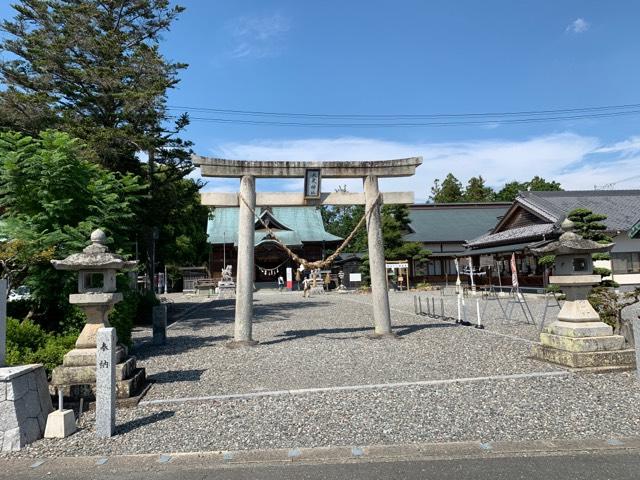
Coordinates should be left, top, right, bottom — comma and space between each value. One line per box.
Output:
96, 327, 116, 438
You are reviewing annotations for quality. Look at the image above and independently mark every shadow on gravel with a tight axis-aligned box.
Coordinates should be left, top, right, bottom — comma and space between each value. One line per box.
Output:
134, 334, 231, 359
147, 369, 207, 384
261, 322, 455, 345
116, 410, 175, 434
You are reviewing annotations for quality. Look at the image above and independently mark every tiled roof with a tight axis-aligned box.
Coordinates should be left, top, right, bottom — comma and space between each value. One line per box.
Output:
518, 190, 640, 232
466, 223, 555, 248
404, 203, 510, 243
207, 206, 342, 246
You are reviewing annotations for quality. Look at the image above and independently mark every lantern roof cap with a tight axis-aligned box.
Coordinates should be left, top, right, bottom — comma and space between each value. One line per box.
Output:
51, 229, 137, 271
530, 218, 613, 256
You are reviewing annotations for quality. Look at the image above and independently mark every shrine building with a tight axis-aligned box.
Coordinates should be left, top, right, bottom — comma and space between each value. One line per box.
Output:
207, 206, 342, 283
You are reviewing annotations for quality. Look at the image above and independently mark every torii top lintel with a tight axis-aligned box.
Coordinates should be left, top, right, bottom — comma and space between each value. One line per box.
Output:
192, 155, 422, 178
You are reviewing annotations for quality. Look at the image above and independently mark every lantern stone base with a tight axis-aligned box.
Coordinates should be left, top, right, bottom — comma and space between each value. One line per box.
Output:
51, 347, 146, 401
532, 321, 636, 369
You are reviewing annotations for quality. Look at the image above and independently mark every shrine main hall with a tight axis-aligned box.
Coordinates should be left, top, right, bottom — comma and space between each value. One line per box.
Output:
207, 206, 341, 283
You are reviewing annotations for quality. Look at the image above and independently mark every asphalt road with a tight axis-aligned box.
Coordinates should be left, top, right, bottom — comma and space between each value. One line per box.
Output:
4, 451, 640, 480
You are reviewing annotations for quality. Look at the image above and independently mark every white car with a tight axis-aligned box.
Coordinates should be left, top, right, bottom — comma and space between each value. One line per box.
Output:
8, 285, 31, 302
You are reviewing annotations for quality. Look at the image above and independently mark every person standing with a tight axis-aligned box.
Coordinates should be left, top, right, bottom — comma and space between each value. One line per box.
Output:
302, 276, 311, 298
277, 275, 284, 292
295, 269, 302, 290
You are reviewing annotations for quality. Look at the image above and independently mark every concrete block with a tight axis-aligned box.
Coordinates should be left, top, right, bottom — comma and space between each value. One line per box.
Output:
62, 347, 126, 367
540, 332, 625, 352
152, 305, 167, 346
546, 321, 613, 338
532, 344, 636, 368
2, 427, 20, 452
44, 410, 76, 438
0, 365, 53, 450
7, 374, 29, 401
0, 401, 18, 430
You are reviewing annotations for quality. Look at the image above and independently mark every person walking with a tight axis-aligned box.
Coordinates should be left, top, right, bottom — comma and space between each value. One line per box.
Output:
277, 275, 284, 292
295, 269, 301, 290
302, 276, 311, 298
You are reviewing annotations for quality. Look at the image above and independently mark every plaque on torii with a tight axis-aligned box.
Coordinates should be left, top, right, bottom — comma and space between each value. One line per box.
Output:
193, 155, 423, 346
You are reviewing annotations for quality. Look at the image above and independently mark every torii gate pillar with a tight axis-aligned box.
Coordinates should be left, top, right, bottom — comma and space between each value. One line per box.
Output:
193, 156, 422, 346
364, 175, 392, 336
234, 175, 257, 345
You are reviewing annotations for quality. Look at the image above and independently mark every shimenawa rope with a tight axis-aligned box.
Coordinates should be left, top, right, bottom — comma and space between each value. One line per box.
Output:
238, 193, 381, 270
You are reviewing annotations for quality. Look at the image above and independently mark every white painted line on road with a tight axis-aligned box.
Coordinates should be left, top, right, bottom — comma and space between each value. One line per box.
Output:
139, 370, 571, 407
340, 296, 536, 345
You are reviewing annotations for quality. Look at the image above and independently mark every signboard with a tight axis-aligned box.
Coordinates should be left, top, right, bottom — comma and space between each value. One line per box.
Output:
349, 273, 362, 282
304, 168, 321, 199
479, 255, 494, 268
286, 267, 293, 290
385, 262, 408, 269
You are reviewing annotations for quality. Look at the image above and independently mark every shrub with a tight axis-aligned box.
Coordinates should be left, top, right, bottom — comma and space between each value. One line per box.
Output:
108, 289, 140, 347
6, 317, 77, 376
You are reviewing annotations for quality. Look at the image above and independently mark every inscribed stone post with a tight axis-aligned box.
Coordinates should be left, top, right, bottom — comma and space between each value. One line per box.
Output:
152, 305, 167, 346
634, 318, 640, 381
0, 279, 6, 367
96, 327, 116, 438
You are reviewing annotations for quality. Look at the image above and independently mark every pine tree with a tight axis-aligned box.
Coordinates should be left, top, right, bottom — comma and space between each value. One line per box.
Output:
463, 175, 494, 202
429, 173, 463, 203
0, 0, 188, 173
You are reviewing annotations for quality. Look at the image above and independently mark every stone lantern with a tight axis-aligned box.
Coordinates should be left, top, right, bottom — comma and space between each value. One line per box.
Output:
50, 229, 146, 400
531, 219, 635, 369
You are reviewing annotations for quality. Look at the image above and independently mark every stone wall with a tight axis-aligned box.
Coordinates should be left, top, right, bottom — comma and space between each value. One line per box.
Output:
0, 364, 53, 451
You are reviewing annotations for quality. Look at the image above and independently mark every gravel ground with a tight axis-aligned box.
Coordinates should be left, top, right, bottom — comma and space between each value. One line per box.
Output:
3, 290, 638, 458
133, 291, 563, 401
5, 370, 639, 457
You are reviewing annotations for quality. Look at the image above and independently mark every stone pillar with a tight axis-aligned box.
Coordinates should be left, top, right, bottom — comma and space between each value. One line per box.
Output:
0, 279, 6, 367
96, 327, 116, 438
634, 318, 640, 381
363, 175, 393, 337
232, 175, 257, 346
152, 305, 167, 346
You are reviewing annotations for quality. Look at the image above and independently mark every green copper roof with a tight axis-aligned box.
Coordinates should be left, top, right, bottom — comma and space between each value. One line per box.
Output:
207, 206, 342, 246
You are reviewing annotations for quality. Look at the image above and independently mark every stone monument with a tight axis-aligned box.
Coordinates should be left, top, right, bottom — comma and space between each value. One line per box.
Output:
96, 327, 116, 438
217, 264, 236, 299
50, 229, 146, 400
531, 219, 636, 370
0, 365, 53, 451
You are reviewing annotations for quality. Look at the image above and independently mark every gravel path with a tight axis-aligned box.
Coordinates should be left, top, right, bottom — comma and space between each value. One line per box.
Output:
6, 370, 639, 457
3, 290, 638, 458
133, 291, 563, 401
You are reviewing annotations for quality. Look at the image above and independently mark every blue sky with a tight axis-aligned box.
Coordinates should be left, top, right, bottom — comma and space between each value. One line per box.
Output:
2, 1, 640, 199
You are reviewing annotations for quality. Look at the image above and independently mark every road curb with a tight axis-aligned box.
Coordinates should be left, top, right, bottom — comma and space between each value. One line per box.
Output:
5, 436, 640, 472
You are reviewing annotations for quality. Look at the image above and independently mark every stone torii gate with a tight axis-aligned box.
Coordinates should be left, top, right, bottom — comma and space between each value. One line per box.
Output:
193, 156, 422, 346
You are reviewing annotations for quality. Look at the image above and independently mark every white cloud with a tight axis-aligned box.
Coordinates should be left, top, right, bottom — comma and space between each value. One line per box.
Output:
202, 133, 621, 200
226, 13, 290, 59
566, 18, 590, 34
194, 133, 640, 199
594, 135, 640, 157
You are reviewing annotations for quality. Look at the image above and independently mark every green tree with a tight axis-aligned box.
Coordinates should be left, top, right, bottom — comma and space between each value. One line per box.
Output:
463, 175, 494, 202
321, 186, 367, 253
495, 176, 563, 201
0, 0, 207, 282
0, 130, 144, 325
429, 173, 463, 203
0, 0, 187, 174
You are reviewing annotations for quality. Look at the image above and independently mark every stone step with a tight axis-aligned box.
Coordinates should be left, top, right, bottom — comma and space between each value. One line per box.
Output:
54, 368, 147, 401
51, 357, 137, 386
62, 346, 127, 367
532, 344, 636, 369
